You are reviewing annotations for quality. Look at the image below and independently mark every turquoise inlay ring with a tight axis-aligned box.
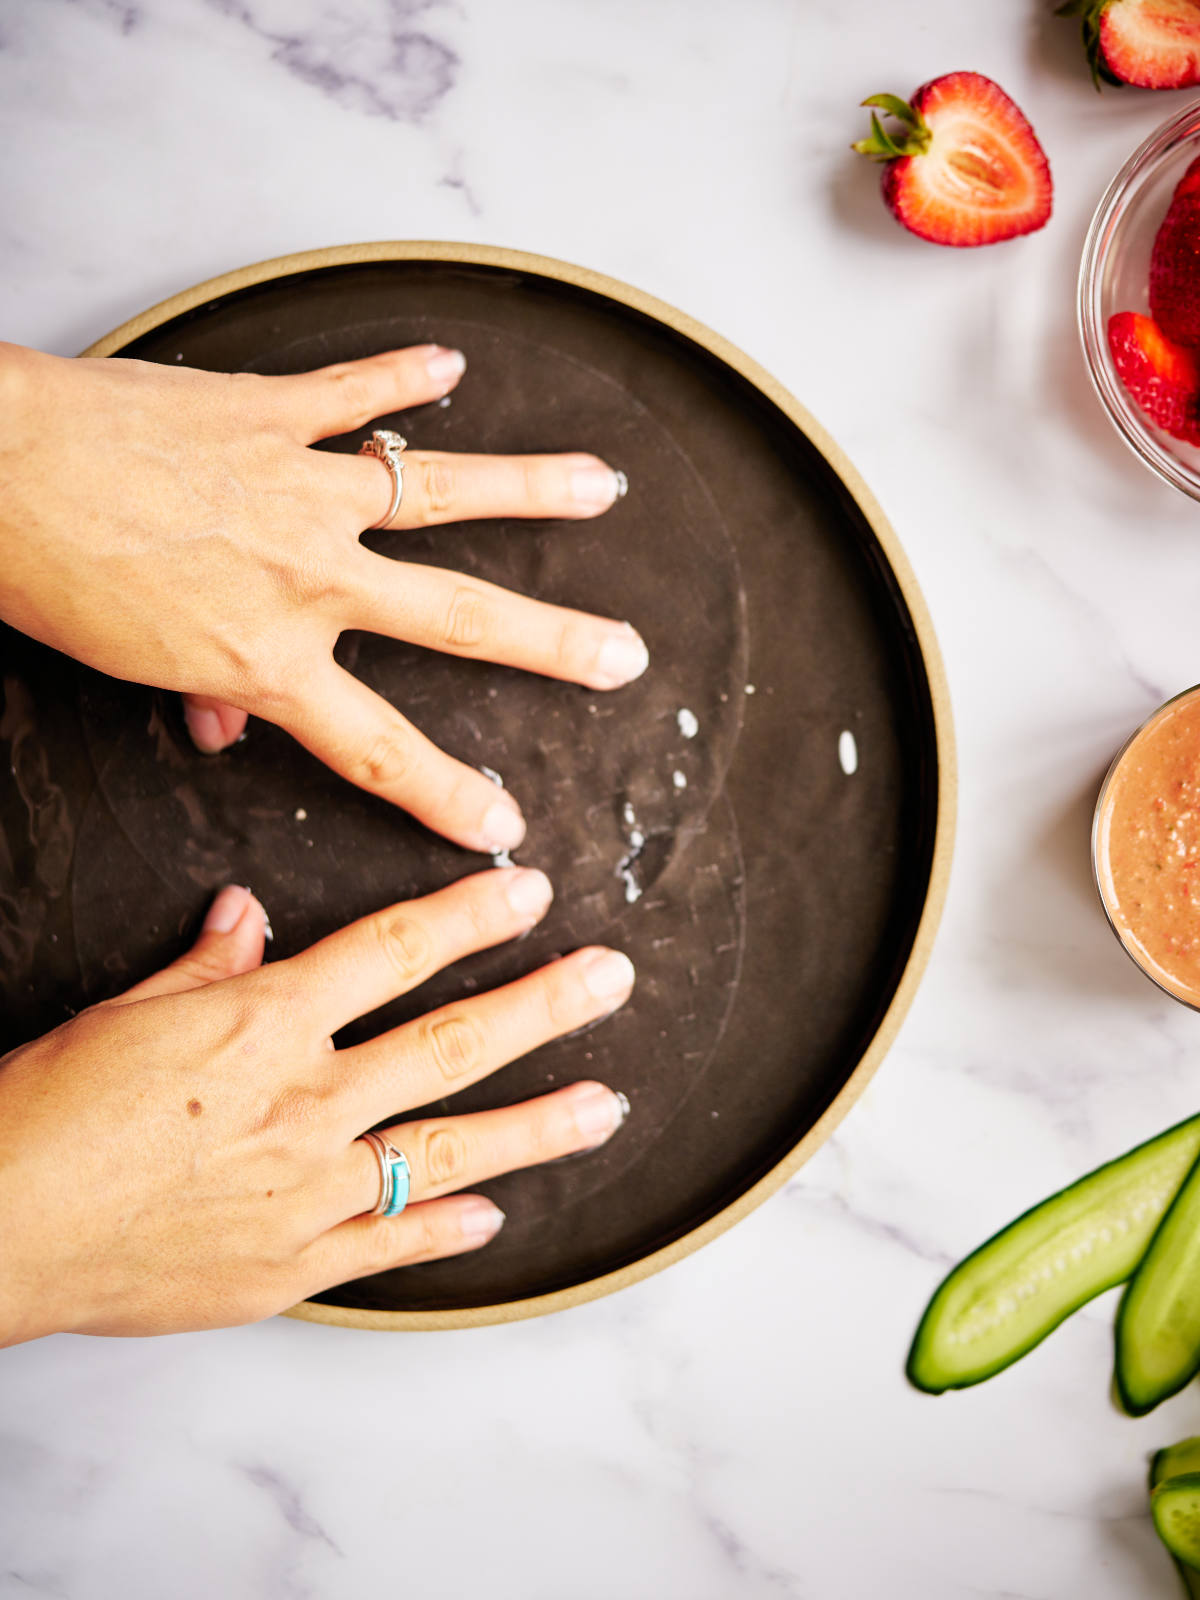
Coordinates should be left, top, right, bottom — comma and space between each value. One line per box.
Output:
360, 1131, 412, 1219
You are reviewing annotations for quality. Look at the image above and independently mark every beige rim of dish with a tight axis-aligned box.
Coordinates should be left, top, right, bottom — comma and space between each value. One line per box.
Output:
85, 241, 957, 1332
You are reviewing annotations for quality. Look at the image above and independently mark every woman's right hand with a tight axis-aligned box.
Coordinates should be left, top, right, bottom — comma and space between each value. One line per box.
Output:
0, 342, 644, 856
0, 867, 633, 1346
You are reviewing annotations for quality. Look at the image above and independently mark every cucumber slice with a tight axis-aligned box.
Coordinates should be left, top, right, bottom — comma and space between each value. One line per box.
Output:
1154, 1474, 1200, 1575
1151, 1442, 1200, 1594
1155, 1440, 1200, 1484
907, 1114, 1200, 1394
1116, 1151, 1200, 1415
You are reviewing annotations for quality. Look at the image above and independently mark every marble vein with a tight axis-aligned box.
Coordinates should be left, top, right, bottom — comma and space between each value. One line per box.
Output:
3, 1573, 69, 1598
931, 1482, 1146, 1526
438, 149, 482, 216
702, 1510, 809, 1598
240, 1463, 344, 1557
56, 0, 140, 35
204, 0, 459, 124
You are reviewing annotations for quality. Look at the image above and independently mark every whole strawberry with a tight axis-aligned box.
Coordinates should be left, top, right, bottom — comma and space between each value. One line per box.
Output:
1108, 311, 1200, 442
852, 73, 1052, 248
1058, 0, 1200, 90
1151, 157, 1200, 347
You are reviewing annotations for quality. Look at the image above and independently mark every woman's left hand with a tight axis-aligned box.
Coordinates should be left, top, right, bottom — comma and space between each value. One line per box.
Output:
0, 868, 632, 1344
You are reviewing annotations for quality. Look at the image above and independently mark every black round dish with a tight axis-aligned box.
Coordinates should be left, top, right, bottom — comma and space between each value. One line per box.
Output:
0, 245, 953, 1327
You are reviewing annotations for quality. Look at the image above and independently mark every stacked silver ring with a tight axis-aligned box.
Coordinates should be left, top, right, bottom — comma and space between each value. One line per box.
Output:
360, 1131, 412, 1218
359, 428, 408, 529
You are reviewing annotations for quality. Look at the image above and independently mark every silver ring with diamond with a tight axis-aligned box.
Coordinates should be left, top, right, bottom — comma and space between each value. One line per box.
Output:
359, 428, 408, 529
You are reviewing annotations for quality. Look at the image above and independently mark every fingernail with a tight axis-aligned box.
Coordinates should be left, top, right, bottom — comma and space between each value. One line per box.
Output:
460, 1196, 505, 1246
426, 347, 466, 387
571, 1083, 628, 1144
570, 463, 622, 513
184, 704, 226, 754
581, 947, 636, 1003
505, 867, 553, 920
592, 624, 649, 690
483, 797, 526, 853
203, 884, 253, 934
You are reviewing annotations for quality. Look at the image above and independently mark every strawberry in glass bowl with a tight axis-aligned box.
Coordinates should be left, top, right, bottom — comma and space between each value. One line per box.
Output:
1080, 101, 1200, 500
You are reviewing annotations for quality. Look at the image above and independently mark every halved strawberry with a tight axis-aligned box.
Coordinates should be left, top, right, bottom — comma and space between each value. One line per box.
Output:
1151, 157, 1200, 346
1108, 310, 1200, 440
852, 73, 1052, 248
1059, 0, 1200, 90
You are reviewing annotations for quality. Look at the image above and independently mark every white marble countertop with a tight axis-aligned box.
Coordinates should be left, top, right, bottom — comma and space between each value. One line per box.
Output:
6, 3, 1200, 1596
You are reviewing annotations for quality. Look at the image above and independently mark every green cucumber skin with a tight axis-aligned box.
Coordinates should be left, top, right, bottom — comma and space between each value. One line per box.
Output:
1172, 1555, 1200, 1600
1155, 1441, 1200, 1486
1153, 1472, 1200, 1573
1151, 1446, 1200, 1595
1117, 1152, 1200, 1416
907, 1114, 1200, 1395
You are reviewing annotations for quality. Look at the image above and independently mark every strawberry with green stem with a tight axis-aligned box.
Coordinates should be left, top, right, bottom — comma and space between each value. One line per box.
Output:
853, 73, 1052, 248
1058, 0, 1200, 91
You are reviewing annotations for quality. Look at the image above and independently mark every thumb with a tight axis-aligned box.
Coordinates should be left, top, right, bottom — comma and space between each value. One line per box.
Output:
112, 886, 268, 1004
182, 693, 250, 754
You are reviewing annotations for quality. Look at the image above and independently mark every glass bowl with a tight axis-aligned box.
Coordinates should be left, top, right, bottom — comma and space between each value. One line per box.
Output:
1079, 100, 1200, 501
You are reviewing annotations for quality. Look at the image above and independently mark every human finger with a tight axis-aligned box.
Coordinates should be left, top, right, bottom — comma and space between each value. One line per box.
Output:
182, 693, 250, 754
334, 447, 626, 531
281, 867, 554, 1037
294, 1193, 506, 1299
337, 946, 635, 1134
342, 558, 649, 692
276, 663, 527, 851
108, 886, 268, 1005
340, 1080, 629, 1222
261, 345, 467, 444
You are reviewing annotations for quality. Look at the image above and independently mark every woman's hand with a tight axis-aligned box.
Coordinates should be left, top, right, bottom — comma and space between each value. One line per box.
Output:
0, 868, 633, 1344
0, 341, 646, 854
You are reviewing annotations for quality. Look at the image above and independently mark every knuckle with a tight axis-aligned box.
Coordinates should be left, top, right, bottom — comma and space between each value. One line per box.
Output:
422, 1013, 483, 1082
396, 1209, 442, 1265
275, 549, 344, 610
544, 953, 601, 1030
324, 365, 376, 426
259, 1084, 327, 1140
354, 727, 413, 792
418, 457, 458, 518
374, 912, 433, 985
176, 950, 237, 987
551, 618, 582, 677
441, 586, 491, 651
521, 457, 561, 514
543, 964, 588, 1031
527, 1102, 569, 1165
461, 876, 507, 942
419, 1125, 468, 1188
355, 1224, 398, 1279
